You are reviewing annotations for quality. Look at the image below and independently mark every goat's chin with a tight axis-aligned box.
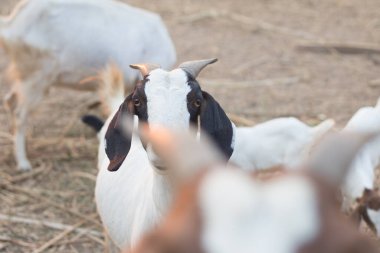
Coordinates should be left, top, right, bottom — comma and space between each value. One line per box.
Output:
152, 161, 169, 174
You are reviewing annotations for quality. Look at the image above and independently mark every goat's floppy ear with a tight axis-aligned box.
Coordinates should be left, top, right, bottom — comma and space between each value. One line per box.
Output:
200, 91, 234, 159
105, 94, 134, 172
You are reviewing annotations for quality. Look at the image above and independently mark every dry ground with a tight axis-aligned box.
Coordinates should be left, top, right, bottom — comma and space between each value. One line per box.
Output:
0, 0, 380, 252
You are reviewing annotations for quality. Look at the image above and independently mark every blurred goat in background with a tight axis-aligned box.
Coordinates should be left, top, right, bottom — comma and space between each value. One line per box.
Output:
0, 0, 176, 171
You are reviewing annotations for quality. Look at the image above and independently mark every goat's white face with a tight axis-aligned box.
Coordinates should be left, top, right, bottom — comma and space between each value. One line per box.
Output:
144, 68, 192, 166
104, 59, 235, 172
145, 69, 191, 131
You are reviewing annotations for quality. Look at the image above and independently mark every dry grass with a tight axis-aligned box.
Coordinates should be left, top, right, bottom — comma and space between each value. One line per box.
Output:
0, 0, 380, 251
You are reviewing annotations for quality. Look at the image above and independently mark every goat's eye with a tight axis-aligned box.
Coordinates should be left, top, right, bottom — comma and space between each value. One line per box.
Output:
193, 99, 201, 108
134, 99, 141, 106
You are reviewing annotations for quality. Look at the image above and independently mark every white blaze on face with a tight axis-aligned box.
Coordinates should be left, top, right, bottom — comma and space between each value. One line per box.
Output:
145, 68, 191, 130
144, 68, 191, 165
199, 169, 320, 253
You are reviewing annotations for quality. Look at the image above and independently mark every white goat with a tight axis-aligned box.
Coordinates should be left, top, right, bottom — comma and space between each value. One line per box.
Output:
340, 98, 380, 234
1, 0, 176, 170
83, 59, 235, 250
83, 60, 338, 249
230, 117, 335, 170
128, 126, 379, 253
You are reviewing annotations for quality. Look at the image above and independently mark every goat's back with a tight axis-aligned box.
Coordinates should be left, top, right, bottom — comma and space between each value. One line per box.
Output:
0, 0, 176, 85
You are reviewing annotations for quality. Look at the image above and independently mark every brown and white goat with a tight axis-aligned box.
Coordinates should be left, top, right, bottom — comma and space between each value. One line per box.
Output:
127, 127, 379, 253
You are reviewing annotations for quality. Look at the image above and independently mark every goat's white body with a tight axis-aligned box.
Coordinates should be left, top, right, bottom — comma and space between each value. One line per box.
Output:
96, 115, 173, 249
1, 0, 176, 85
342, 104, 380, 209
1, 0, 176, 170
229, 117, 335, 170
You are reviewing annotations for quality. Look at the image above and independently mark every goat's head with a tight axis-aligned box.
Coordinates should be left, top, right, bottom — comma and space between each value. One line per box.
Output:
104, 58, 234, 172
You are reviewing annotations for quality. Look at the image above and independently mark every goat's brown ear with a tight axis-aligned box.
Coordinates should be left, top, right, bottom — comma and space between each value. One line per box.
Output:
200, 91, 234, 160
105, 94, 134, 172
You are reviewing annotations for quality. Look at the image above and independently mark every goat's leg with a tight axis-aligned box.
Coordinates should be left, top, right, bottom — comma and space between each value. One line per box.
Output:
11, 78, 50, 171
3, 90, 17, 131
13, 103, 31, 171
3, 86, 33, 170
4, 91, 17, 113
3, 89, 31, 170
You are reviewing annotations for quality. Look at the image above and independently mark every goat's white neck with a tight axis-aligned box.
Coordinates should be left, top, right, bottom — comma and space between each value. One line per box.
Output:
151, 170, 174, 214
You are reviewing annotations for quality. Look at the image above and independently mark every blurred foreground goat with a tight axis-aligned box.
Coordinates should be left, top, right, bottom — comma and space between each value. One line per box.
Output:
128, 127, 379, 253
1, 0, 176, 170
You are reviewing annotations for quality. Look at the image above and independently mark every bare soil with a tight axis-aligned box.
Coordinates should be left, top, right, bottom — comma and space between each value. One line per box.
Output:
0, 0, 379, 252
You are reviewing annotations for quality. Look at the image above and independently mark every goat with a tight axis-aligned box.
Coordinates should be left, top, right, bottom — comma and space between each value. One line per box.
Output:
230, 117, 335, 170
1, 0, 176, 170
82, 59, 337, 250
340, 98, 380, 235
128, 126, 380, 253
83, 59, 235, 250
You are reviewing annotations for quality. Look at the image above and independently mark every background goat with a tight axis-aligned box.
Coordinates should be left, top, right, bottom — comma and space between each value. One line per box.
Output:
230, 117, 335, 170
0, 0, 176, 170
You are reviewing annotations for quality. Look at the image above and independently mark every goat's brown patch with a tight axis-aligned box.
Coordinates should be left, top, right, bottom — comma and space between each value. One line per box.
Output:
351, 188, 380, 235
251, 168, 378, 253
298, 177, 378, 253
361, 188, 380, 211
249, 165, 287, 181
130, 171, 207, 253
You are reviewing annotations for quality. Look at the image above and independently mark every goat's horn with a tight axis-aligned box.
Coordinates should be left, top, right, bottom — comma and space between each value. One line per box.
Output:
130, 63, 160, 77
178, 58, 217, 79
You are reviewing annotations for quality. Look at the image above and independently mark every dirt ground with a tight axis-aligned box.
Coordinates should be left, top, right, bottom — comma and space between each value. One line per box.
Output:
0, 0, 379, 252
